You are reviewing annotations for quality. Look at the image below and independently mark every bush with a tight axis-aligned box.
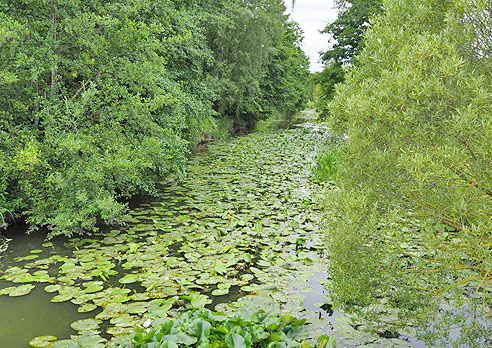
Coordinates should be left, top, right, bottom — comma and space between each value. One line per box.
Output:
325, 0, 492, 345
112, 308, 335, 348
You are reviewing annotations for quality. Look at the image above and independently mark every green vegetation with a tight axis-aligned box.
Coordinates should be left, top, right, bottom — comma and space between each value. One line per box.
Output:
0, 0, 310, 236
112, 308, 335, 348
2, 126, 356, 347
312, 148, 339, 183
324, 0, 492, 346
314, 0, 382, 118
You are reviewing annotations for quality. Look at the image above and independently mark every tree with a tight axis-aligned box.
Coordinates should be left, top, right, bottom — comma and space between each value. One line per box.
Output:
201, 0, 286, 131
321, 0, 382, 65
260, 20, 311, 119
315, 0, 382, 118
0, 0, 215, 235
325, 0, 492, 346
0, 0, 311, 235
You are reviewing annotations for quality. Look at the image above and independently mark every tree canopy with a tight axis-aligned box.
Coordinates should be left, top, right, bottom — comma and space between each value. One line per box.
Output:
314, 0, 382, 118
325, 0, 492, 345
0, 0, 310, 235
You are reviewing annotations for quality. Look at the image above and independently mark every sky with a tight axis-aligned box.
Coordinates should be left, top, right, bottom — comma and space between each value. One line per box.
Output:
285, 0, 339, 72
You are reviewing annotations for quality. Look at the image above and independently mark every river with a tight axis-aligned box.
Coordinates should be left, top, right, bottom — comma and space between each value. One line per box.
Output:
0, 112, 425, 348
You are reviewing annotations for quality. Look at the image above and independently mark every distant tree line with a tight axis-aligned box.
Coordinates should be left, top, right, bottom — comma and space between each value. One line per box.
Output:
0, 0, 310, 235
314, 0, 382, 118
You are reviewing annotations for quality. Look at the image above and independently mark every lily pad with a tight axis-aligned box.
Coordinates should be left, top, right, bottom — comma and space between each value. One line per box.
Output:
71, 318, 101, 331
29, 335, 57, 347
106, 326, 133, 336
51, 293, 74, 303
211, 288, 230, 296
110, 314, 136, 327
14, 254, 39, 262
0, 286, 17, 296
125, 301, 149, 314
301, 286, 315, 293
78, 303, 98, 313
9, 284, 35, 297
118, 274, 139, 284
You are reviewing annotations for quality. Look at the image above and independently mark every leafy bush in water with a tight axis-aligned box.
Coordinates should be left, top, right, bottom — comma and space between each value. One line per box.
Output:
325, 0, 492, 346
112, 308, 335, 348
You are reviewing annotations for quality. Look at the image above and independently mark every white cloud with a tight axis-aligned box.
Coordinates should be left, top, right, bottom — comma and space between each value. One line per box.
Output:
285, 0, 338, 72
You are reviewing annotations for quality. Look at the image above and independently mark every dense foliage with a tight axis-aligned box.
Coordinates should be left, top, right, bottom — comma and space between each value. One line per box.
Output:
314, 0, 382, 118
112, 308, 335, 348
0, 0, 310, 235
325, 0, 492, 346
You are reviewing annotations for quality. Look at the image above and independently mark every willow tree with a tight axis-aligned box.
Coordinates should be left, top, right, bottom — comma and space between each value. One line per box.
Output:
325, 0, 492, 346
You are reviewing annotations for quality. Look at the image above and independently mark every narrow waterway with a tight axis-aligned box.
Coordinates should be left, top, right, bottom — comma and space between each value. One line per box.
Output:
0, 112, 426, 348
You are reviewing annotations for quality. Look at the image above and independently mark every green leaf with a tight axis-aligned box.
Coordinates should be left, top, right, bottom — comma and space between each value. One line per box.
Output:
174, 332, 197, 345
213, 261, 227, 275
317, 335, 336, 348
194, 320, 211, 342
159, 341, 178, 348
29, 335, 57, 348
225, 333, 246, 348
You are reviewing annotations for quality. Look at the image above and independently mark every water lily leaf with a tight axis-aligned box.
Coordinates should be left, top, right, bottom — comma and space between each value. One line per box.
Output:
125, 301, 149, 314
130, 292, 151, 301
250, 267, 264, 275
301, 287, 315, 293
334, 316, 353, 325
78, 303, 97, 313
0, 286, 17, 295
240, 274, 254, 282
72, 336, 105, 348
95, 303, 125, 320
110, 314, 136, 327
241, 285, 259, 293
213, 261, 227, 275
71, 294, 96, 305
57, 277, 75, 286
52, 340, 80, 348
9, 284, 35, 296
211, 288, 229, 296
106, 326, 133, 336
60, 262, 76, 270
15, 254, 39, 262
112, 295, 130, 303
83, 284, 103, 294
71, 318, 101, 331
119, 274, 139, 284
186, 292, 212, 308
82, 281, 103, 288
51, 293, 73, 303
29, 335, 57, 347
341, 330, 379, 346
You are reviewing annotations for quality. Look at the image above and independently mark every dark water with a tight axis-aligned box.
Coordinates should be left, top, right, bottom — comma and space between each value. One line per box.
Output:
0, 226, 96, 347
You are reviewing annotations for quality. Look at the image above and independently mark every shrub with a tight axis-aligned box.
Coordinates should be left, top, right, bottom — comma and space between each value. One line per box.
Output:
325, 0, 492, 345
111, 308, 335, 348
